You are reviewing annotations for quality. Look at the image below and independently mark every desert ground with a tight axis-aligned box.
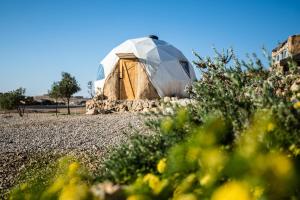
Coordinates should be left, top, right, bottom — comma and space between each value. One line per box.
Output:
0, 111, 145, 197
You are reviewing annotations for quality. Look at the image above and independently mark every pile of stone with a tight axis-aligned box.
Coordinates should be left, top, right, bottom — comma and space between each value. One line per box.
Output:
86, 97, 195, 115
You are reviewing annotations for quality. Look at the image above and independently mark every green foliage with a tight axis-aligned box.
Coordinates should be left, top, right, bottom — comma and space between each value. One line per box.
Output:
48, 82, 60, 100
55, 72, 81, 114
100, 48, 300, 187
48, 82, 60, 115
0, 88, 25, 111
189, 48, 300, 148
10, 157, 92, 200
0, 88, 26, 116
100, 109, 191, 184
58, 72, 81, 99
126, 111, 300, 200
189, 48, 271, 130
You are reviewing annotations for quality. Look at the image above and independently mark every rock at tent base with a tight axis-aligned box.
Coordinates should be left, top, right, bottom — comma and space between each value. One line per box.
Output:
164, 96, 171, 103
86, 109, 97, 115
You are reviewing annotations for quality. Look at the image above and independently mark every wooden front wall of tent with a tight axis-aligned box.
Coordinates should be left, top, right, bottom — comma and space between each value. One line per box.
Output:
103, 53, 159, 100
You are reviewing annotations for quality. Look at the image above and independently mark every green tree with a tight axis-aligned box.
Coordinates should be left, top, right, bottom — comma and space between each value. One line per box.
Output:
57, 72, 81, 115
48, 82, 60, 116
0, 88, 26, 116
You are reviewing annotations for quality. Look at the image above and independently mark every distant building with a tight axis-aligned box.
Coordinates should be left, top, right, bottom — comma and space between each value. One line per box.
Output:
272, 34, 300, 72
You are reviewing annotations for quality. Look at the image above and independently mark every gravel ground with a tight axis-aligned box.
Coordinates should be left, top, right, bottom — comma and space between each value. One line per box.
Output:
0, 113, 146, 197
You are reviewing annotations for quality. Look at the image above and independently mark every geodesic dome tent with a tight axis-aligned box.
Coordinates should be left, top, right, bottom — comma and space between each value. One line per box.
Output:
95, 36, 196, 100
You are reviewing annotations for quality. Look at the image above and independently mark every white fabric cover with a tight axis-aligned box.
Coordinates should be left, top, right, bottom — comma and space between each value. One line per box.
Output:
95, 37, 196, 97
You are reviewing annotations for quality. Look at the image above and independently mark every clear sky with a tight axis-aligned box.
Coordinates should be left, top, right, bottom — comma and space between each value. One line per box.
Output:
0, 0, 299, 97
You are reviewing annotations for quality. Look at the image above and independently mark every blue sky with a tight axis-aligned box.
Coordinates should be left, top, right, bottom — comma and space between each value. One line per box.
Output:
0, 0, 299, 97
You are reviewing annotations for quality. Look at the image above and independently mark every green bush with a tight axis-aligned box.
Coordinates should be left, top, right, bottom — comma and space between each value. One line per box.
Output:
189, 49, 300, 148
0, 88, 25, 116
10, 157, 92, 200
100, 48, 300, 186
126, 110, 300, 200
99, 108, 192, 184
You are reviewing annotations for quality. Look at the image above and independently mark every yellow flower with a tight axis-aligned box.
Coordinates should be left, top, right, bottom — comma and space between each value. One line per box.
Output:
293, 101, 300, 109
127, 194, 150, 200
186, 147, 200, 163
267, 122, 275, 132
174, 174, 197, 197
68, 162, 79, 177
174, 193, 197, 200
44, 177, 65, 195
268, 153, 293, 178
289, 144, 300, 155
160, 117, 173, 133
211, 181, 251, 200
200, 174, 212, 186
157, 158, 167, 173
59, 183, 89, 200
153, 179, 169, 195
143, 173, 160, 190
20, 183, 28, 191
253, 186, 264, 199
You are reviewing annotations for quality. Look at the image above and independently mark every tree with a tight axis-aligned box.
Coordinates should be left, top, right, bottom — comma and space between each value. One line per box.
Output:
48, 82, 60, 116
57, 72, 81, 115
0, 88, 26, 116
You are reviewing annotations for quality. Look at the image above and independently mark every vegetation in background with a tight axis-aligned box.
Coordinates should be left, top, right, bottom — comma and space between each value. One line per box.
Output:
52, 72, 81, 115
48, 82, 60, 116
0, 87, 26, 116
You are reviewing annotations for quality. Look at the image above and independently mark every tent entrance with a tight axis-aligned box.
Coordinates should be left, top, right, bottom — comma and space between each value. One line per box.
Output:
119, 58, 137, 100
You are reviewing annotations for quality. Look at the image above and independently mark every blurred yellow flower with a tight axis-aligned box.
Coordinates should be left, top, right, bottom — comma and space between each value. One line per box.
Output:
127, 194, 150, 200
174, 174, 197, 197
202, 149, 226, 170
289, 144, 300, 156
175, 108, 188, 127
293, 101, 300, 109
45, 177, 65, 195
143, 173, 160, 190
160, 117, 173, 133
174, 193, 197, 200
68, 162, 79, 177
200, 174, 212, 186
253, 186, 264, 199
20, 183, 28, 191
211, 181, 251, 200
153, 179, 169, 195
157, 158, 167, 173
59, 183, 89, 200
267, 122, 275, 132
186, 147, 201, 163
268, 153, 292, 178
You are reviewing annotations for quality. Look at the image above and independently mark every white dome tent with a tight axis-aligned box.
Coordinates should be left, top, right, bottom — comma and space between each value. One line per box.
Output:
95, 36, 196, 100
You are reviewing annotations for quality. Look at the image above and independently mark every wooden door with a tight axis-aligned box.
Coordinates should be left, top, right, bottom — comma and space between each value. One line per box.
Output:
119, 59, 137, 100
